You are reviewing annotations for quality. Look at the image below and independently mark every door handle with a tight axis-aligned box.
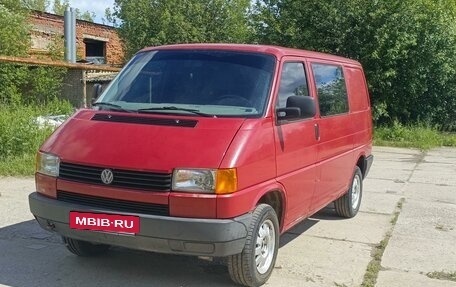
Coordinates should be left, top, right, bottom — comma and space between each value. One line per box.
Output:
314, 123, 320, 141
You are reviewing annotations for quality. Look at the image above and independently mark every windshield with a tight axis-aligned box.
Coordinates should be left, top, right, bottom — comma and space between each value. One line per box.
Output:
96, 50, 275, 117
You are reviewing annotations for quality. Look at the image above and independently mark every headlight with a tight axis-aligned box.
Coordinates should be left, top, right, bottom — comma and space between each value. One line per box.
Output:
36, 152, 60, 177
172, 168, 237, 194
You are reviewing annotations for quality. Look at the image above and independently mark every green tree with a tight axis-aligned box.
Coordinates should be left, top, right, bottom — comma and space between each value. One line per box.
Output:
52, 0, 67, 14
21, 0, 49, 11
253, 0, 456, 130
78, 10, 96, 22
0, 1, 29, 104
0, 1, 30, 56
0, 0, 66, 105
103, 7, 117, 26
53, 0, 96, 22
111, 0, 251, 57
0, 0, 24, 12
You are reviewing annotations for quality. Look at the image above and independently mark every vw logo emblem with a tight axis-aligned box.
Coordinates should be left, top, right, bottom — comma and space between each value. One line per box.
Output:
100, 169, 114, 185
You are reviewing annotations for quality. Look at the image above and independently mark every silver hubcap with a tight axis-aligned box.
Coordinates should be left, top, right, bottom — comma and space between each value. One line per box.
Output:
255, 219, 275, 274
351, 174, 362, 210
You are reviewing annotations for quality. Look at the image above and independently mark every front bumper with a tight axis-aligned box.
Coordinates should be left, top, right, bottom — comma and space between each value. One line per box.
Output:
29, 192, 251, 257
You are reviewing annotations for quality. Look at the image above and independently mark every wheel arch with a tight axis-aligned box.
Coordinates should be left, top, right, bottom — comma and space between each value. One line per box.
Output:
355, 153, 367, 178
255, 189, 286, 232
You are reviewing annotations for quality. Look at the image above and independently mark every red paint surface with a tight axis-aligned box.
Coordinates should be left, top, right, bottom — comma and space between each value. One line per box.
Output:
36, 44, 373, 232
41, 112, 245, 172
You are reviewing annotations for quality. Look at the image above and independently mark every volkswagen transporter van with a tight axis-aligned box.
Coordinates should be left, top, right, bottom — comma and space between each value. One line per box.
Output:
30, 44, 373, 287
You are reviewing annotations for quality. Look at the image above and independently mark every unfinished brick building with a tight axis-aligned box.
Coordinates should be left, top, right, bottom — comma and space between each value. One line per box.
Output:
29, 11, 125, 66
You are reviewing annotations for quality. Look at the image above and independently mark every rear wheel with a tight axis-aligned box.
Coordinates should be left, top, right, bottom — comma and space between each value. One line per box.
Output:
227, 204, 279, 287
62, 237, 110, 257
334, 166, 363, 218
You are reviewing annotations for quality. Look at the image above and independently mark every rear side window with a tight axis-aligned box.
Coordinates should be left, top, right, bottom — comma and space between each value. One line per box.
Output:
276, 62, 309, 109
311, 63, 349, 116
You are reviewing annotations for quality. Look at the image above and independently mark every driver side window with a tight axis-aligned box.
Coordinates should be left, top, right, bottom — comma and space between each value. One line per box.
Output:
276, 62, 309, 109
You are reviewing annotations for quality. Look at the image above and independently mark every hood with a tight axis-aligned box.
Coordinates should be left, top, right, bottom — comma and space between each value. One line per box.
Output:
41, 110, 245, 172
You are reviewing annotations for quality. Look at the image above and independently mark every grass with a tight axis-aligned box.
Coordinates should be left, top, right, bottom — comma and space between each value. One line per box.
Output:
427, 271, 456, 282
374, 122, 456, 150
0, 154, 36, 176
361, 237, 389, 287
361, 199, 404, 287
0, 100, 73, 176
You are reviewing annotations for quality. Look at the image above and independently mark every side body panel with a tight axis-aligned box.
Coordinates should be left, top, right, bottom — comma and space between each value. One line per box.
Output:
218, 118, 278, 219
271, 57, 318, 230
274, 119, 318, 229
312, 114, 355, 214
344, 66, 373, 151
307, 60, 371, 214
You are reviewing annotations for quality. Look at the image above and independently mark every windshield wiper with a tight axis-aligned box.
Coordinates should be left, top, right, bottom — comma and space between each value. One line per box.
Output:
137, 106, 216, 118
92, 102, 134, 113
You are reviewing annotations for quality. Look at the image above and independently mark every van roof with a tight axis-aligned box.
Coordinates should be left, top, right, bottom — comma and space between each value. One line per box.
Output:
139, 43, 361, 66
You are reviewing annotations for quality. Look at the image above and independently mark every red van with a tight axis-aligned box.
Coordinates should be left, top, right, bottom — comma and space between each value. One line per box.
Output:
29, 44, 373, 287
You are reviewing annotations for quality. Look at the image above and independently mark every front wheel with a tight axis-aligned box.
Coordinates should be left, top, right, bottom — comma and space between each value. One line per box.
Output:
334, 166, 363, 218
227, 204, 279, 287
62, 237, 110, 257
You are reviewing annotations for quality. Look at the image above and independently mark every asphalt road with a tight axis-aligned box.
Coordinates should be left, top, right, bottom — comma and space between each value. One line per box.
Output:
0, 146, 455, 287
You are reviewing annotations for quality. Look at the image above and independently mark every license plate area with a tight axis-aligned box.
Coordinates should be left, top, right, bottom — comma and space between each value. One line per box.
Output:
69, 211, 140, 235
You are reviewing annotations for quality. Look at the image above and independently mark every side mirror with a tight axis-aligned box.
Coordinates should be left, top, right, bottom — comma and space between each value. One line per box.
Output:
287, 96, 316, 118
277, 96, 316, 120
277, 107, 301, 120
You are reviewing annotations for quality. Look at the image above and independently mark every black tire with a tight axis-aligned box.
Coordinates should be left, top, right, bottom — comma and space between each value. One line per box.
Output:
62, 237, 110, 257
334, 166, 363, 218
227, 204, 279, 287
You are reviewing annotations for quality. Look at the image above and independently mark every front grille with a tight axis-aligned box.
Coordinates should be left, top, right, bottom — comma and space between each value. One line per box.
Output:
59, 162, 171, 191
57, 191, 169, 216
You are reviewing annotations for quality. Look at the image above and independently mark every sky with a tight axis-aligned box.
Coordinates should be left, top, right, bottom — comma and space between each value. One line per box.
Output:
55, 0, 115, 24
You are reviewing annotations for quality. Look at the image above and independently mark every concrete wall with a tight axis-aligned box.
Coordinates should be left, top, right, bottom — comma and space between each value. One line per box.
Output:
61, 69, 116, 107
61, 69, 84, 106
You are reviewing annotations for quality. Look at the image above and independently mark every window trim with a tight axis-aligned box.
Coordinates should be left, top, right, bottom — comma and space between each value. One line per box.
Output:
310, 62, 350, 118
97, 50, 277, 118
274, 60, 315, 125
